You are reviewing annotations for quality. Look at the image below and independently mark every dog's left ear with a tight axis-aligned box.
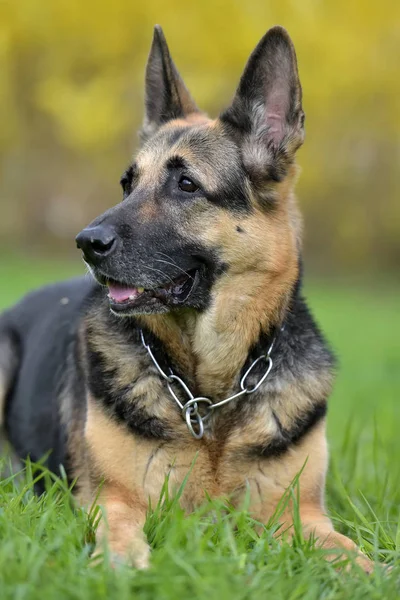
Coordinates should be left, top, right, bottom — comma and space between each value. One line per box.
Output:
140, 25, 200, 142
221, 26, 304, 182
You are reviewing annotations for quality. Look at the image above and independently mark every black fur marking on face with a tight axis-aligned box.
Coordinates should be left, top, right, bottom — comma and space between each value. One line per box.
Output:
163, 128, 253, 213
86, 347, 173, 440
82, 189, 223, 313
120, 163, 140, 200
166, 155, 186, 170
248, 402, 327, 460
164, 127, 191, 148
166, 163, 251, 213
205, 181, 250, 212
236, 225, 244, 233
120, 166, 134, 199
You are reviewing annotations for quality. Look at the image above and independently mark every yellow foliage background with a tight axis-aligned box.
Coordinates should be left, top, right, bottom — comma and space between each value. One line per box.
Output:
0, 0, 399, 273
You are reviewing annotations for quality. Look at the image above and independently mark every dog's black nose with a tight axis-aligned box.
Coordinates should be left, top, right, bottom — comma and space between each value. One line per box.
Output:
75, 226, 117, 263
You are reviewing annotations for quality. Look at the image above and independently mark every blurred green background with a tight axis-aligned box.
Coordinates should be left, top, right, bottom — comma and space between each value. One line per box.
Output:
0, 0, 399, 274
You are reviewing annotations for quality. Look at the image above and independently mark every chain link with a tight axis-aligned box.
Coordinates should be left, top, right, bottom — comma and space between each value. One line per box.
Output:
140, 327, 282, 439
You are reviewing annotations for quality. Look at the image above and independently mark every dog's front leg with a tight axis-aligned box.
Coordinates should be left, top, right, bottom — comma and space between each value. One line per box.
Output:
93, 482, 150, 569
242, 420, 375, 573
298, 506, 374, 573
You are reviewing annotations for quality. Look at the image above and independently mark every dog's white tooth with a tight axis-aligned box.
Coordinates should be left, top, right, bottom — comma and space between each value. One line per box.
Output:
129, 294, 135, 300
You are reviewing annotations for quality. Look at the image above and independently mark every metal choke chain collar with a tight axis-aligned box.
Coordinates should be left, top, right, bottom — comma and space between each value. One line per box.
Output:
140, 327, 282, 440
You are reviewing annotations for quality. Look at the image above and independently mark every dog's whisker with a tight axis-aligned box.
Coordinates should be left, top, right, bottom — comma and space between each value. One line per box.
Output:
154, 251, 179, 264
141, 265, 175, 285
219, 268, 232, 279
154, 252, 187, 270
154, 258, 194, 280
83, 262, 96, 280
154, 252, 183, 271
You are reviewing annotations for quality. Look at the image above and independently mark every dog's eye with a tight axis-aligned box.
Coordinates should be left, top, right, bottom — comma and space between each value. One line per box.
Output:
178, 176, 198, 193
120, 167, 134, 198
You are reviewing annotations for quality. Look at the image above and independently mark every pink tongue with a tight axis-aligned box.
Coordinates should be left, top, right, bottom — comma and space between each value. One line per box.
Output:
108, 284, 139, 303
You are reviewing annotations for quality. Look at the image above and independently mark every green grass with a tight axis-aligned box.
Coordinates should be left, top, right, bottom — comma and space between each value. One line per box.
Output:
1, 256, 399, 599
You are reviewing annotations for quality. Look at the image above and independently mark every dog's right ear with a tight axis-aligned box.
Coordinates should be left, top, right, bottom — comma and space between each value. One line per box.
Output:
140, 25, 200, 142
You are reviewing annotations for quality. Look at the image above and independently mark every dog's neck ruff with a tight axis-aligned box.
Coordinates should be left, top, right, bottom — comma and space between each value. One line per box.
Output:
140, 326, 284, 439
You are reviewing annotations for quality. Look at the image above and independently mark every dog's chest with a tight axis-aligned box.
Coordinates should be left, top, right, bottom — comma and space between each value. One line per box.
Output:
85, 399, 279, 512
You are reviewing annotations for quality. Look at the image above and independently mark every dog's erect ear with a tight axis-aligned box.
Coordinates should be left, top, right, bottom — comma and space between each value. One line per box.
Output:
221, 26, 304, 182
140, 25, 200, 142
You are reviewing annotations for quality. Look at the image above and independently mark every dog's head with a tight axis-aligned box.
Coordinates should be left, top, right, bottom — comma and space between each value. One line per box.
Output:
76, 25, 304, 317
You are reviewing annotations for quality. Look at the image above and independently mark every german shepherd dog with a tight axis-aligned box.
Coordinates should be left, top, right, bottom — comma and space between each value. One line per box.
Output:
0, 26, 373, 571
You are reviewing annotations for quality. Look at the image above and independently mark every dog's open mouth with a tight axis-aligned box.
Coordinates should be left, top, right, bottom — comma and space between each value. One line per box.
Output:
103, 268, 200, 313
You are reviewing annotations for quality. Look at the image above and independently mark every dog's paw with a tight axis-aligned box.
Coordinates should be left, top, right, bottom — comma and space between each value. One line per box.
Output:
109, 549, 150, 570
354, 554, 375, 575
91, 540, 150, 570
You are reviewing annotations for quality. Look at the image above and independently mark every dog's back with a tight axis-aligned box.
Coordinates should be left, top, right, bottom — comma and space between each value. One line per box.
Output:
0, 277, 96, 479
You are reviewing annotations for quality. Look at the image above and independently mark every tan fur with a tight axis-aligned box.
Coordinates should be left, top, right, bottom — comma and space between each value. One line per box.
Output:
93, 481, 150, 569
163, 113, 211, 129
137, 199, 159, 222
138, 312, 197, 381
59, 388, 91, 503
